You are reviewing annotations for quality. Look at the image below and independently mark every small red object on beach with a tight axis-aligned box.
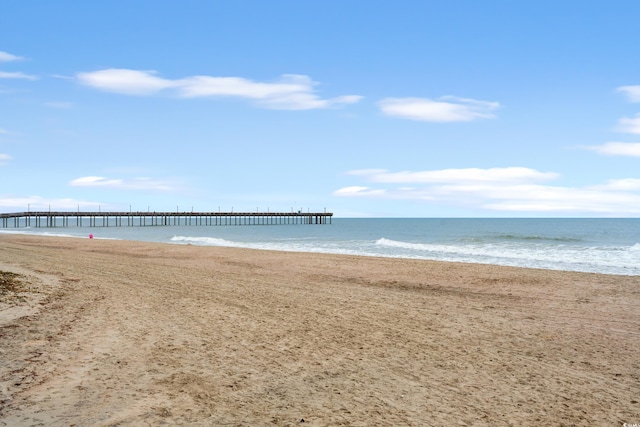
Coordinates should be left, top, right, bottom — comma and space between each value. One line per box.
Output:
89, 233, 93, 239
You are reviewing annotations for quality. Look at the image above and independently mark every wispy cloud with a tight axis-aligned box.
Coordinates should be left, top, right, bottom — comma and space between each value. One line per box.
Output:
0, 153, 12, 165
76, 69, 363, 110
335, 167, 640, 214
378, 96, 500, 122
0, 71, 38, 80
77, 69, 175, 95
333, 186, 387, 197
0, 51, 24, 62
69, 176, 175, 191
615, 113, 640, 134
347, 167, 557, 184
617, 85, 640, 103
0, 52, 37, 82
585, 142, 640, 157
589, 178, 640, 191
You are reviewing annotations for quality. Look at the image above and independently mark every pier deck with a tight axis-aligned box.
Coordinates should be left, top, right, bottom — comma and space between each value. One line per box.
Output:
1, 211, 333, 228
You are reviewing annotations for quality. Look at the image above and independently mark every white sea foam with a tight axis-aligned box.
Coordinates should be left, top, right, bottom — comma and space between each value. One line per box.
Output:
3, 219, 639, 276
0, 229, 27, 235
171, 235, 242, 247
376, 237, 436, 251
375, 237, 640, 275
0, 228, 82, 239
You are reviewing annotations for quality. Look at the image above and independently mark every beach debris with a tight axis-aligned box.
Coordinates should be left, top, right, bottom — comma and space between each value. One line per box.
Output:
0, 270, 28, 303
0, 270, 26, 294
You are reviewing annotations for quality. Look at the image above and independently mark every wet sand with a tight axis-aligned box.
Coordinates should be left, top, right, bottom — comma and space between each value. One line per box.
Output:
1, 234, 639, 426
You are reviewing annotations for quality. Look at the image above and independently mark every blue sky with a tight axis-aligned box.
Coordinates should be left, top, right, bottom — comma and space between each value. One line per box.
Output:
1, 1, 640, 217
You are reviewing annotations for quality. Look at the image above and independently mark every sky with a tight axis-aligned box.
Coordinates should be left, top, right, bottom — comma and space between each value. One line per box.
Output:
1, 1, 640, 218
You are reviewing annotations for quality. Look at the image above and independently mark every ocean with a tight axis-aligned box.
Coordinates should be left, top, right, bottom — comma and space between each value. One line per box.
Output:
2, 218, 639, 276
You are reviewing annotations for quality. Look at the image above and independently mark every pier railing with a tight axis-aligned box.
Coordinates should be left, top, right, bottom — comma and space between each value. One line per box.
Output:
0, 211, 333, 228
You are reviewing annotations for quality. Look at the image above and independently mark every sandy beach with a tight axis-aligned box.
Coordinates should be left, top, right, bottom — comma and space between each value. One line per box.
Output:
0, 234, 638, 426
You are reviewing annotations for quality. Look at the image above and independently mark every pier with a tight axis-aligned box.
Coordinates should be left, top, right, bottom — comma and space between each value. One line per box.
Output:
0, 211, 333, 228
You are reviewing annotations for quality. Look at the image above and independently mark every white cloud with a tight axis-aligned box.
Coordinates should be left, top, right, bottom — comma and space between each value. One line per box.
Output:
347, 167, 557, 184
0, 71, 38, 80
332, 186, 387, 197
378, 96, 499, 122
76, 68, 362, 110
586, 142, 640, 157
617, 85, 640, 103
589, 178, 640, 191
0, 51, 24, 62
69, 176, 174, 191
70, 176, 122, 187
0, 153, 12, 165
616, 113, 640, 134
335, 167, 640, 214
179, 74, 362, 110
76, 69, 176, 95
481, 185, 640, 213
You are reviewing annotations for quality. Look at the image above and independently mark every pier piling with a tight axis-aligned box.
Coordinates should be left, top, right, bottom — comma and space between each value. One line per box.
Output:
1, 211, 333, 228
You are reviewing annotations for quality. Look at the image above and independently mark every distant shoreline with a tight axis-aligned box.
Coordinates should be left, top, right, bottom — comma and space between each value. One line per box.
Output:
2, 228, 638, 277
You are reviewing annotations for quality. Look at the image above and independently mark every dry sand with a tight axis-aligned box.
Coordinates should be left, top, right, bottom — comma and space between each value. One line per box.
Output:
0, 234, 638, 426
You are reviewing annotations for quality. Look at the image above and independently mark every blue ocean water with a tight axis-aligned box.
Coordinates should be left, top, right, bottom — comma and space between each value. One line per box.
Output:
2, 218, 639, 276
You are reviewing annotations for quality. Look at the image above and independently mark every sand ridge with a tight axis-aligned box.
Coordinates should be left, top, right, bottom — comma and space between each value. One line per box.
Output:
0, 234, 639, 426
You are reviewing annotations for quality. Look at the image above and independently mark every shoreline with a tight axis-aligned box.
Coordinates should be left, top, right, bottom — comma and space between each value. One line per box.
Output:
1, 234, 639, 425
1, 228, 637, 277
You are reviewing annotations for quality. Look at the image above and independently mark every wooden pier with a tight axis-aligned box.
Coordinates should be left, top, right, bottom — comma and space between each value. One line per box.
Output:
0, 211, 333, 228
